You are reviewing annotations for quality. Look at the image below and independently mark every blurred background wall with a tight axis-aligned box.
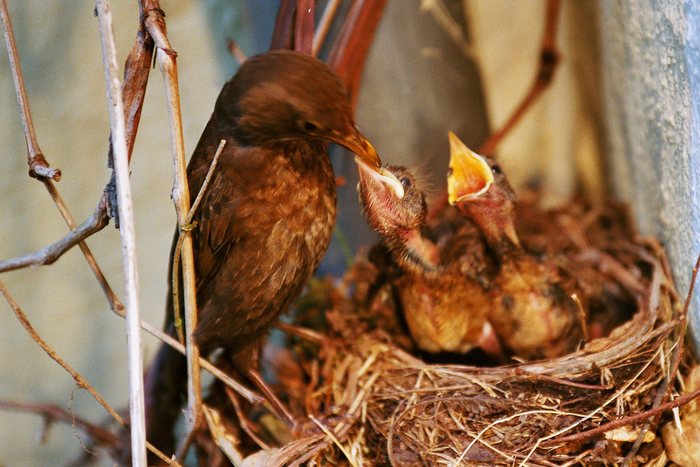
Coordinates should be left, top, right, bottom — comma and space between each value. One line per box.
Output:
0, 1, 696, 465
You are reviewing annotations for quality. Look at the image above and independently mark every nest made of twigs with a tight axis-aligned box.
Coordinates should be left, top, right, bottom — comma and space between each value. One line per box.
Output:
214, 197, 691, 466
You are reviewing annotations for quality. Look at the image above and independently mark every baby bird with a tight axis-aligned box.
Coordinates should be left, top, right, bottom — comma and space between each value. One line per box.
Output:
356, 160, 498, 355
447, 132, 582, 359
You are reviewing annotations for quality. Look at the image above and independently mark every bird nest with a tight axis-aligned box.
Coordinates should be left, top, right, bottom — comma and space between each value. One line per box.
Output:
216, 197, 693, 466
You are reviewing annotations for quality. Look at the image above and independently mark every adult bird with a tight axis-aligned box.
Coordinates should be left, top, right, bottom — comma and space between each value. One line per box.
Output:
447, 132, 582, 360
144, 50, 404, 458
356, 163, 499, 355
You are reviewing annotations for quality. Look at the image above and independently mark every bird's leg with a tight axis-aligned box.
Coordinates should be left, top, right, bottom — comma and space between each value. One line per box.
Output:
275, 321, 325, 344
223, 386, 270, 450
232, 345, 296, 428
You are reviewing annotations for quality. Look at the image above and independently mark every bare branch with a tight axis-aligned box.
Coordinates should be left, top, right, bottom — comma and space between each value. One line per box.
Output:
171, 139, 226, 344
0, 0, 60, 181
294, 0, 315, 54
142, 3, 203, 449
327, 0, 388, 109
0, 281, 176, 466
95, 1, 147, 464
313, 0, 341, 56
0, 400, 119, 447
477, 0, 561, 156
0, 204, 109, 273
542, 386, 700, 447
1, 0, 124, 318
270, 0, 295, 50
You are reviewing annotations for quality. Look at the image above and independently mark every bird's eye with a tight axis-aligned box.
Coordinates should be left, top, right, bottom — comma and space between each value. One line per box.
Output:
492, 164, 502, 174
400, 176, 412, 189
302, 120, 319, 132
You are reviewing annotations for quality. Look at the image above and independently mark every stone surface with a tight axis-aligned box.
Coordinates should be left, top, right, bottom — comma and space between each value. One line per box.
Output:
599, 0, 700, 347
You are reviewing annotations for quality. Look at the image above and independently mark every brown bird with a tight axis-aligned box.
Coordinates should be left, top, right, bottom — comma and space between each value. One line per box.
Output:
144, 50, 403, 457
447, 132, 582, 360
356, 163, 499, 355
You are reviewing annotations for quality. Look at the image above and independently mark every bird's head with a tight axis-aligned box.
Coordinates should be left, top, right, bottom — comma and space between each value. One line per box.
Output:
217, 49, 393, 180
356, 164, 423, 236
446, 132, 520, 248
357, 163, 439, 272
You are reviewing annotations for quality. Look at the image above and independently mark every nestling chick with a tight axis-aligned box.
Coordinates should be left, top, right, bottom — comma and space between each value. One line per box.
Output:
357, 161, 499, 355
447, 132, 582, 359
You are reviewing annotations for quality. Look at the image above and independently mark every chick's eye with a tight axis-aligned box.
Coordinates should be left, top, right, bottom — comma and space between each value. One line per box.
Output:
400, 177, 412, 189
491, 164, 502, 174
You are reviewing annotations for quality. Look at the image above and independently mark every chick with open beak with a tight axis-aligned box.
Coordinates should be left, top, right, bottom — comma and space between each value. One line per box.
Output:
447, 132, 582, 360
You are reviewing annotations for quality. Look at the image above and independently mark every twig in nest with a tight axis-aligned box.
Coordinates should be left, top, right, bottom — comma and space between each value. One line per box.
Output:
0, 280, 176, 466
622, 252, 700, 465
275, 321, 326, 344
519, 342, 665, 466
544, 386, 700, 447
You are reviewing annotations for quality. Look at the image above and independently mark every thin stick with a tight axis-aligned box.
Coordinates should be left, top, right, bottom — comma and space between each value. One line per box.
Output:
543, 386, 700, 447
270, 0, 296, 50
294, 0, 315, 54
186, 139, 226, 225
326, 0, 388, 108
2, 0, 125, 318
142, 4, 202, 447
477, 0, 561, 156
95, 2, 147, 465
138, 320, 263, 405
0, 205, 109, 273
0, 0, 60, 181
313, 0, 341, 56
0, 399, 119, 446
622, 252, 700, 465
171, 139, 226, 343
0, 281, 176, 466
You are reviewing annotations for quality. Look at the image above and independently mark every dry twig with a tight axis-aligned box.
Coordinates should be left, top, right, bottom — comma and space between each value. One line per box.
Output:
95, 1, 147, 463
141, 2, 202, 459
0, 281, 176, 466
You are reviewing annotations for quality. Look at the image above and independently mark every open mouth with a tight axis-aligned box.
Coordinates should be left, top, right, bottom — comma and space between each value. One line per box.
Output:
447, 131, 494, 204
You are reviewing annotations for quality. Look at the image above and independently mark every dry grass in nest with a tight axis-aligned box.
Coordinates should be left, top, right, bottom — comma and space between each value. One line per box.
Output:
220, 198, 694, 466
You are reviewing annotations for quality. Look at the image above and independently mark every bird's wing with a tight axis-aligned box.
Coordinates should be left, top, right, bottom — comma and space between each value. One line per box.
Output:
187, 140, 270, 294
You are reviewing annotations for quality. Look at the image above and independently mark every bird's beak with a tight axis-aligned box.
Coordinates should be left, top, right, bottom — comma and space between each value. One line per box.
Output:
354, 157, 405, 199
447, 131, 494, 205
332, 127, 382, 170
333, 126, 404, 199
446, 132, 520, 247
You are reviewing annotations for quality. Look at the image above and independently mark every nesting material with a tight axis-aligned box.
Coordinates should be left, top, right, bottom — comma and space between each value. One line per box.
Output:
222, 197, 691, 466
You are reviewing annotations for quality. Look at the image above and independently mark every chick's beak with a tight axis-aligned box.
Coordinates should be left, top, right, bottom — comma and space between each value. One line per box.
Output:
334, 126, 404, 199
447, 131, 494, 205
354, 157, 405, 199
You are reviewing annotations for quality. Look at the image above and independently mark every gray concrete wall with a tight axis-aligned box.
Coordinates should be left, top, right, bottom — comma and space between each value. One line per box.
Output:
599, 0, 700, 346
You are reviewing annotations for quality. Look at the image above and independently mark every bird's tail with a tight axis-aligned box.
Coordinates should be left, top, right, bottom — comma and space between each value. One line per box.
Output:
144, 320, 186, 462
